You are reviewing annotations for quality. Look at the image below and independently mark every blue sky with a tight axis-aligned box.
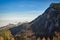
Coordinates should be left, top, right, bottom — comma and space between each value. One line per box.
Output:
0, 0, 60, 27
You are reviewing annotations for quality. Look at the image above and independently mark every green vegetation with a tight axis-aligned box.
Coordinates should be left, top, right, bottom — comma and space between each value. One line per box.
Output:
0, 29, 12, 40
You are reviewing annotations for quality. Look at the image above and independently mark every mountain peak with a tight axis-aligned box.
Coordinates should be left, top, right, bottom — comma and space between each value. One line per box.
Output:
50, 3, 60, 10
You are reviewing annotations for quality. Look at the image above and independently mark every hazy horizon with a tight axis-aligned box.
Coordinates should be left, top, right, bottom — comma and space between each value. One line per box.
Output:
0, 0, 60, 27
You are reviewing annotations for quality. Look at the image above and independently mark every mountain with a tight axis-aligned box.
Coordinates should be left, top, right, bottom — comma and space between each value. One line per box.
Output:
0, 24, 16, 30
9, 22, 30, 36
16, 22, 22, 26
30, 3, 60, 39
15, 30, 36, 40
0, 3, 60, 40
9, 3, 60, 40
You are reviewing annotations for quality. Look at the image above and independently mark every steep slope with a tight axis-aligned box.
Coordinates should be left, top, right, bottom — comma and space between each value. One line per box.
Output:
30, 3, 60, 37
